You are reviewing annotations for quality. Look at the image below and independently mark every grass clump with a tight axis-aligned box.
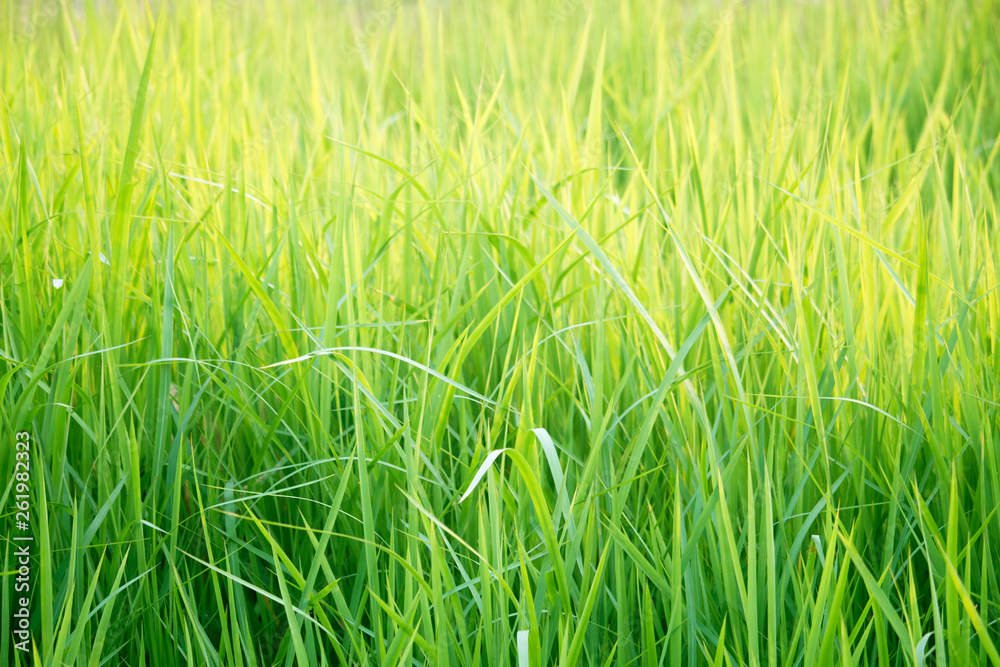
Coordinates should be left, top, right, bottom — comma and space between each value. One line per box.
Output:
2, 0, 1000, 664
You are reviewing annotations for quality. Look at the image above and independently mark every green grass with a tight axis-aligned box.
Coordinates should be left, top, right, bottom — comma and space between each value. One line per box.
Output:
2, 0, 1000, 664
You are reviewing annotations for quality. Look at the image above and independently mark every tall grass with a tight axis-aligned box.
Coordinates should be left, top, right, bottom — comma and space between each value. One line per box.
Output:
2, 0, 1000, 664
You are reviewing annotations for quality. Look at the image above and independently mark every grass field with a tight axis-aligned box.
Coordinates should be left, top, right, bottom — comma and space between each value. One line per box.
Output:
2, 0, 1000, 664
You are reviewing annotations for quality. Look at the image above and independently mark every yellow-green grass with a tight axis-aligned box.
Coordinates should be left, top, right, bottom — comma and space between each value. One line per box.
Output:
2, 0, 1000, 664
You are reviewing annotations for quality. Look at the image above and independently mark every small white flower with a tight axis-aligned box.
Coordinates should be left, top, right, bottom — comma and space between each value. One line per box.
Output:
606, 193, 632, 216
52, 278, 64, 289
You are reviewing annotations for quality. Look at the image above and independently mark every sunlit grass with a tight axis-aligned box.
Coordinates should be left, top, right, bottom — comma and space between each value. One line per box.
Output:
2, 0, 1000, 664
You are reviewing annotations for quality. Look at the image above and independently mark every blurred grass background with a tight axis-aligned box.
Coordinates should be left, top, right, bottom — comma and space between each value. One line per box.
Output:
2, 0, 1000, 664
